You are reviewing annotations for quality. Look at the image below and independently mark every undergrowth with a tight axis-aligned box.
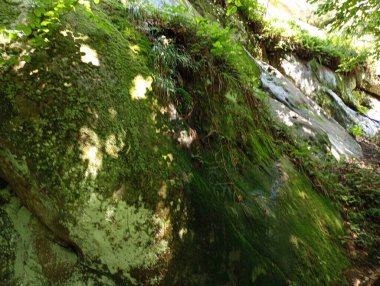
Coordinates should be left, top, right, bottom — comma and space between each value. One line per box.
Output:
189, 0, 368, 73
279, 130, 380, 268
261, 20, 368, 72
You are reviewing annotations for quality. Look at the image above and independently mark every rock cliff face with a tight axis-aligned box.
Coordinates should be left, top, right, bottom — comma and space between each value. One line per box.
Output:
0, 1, 379, 285
256, 58, 364, 159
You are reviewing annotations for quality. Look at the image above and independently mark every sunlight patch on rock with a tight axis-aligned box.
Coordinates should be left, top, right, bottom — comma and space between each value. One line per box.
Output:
80, 44, 100, 66
129, 44, 140, 54
79, 127, 102, 177
105, 134, 125, 159
276, 109, 294, 127
130, 75, 153, 100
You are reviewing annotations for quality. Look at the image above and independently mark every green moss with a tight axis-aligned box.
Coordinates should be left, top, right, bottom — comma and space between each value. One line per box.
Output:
138, 7, 350, 284
0, 2, 353, 285
0, 1, 19, 27
0, 4, 187, 284
173, 152, 348, 285
0, 187, 49, 285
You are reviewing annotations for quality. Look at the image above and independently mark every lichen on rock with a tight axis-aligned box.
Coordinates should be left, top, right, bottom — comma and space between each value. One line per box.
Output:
66, 192, 170, 284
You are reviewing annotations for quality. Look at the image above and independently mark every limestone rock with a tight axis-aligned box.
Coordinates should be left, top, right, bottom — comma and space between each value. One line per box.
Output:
278, 54, 379, 137
359, 73, 380, 98
257, 59, 363, 159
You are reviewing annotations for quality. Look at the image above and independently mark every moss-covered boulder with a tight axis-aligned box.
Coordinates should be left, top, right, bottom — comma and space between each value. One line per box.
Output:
0, 4, 189, 284
0, 2, 354, 285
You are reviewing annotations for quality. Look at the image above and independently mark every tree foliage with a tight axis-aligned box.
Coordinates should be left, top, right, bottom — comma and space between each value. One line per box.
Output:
309, 0, 380, 56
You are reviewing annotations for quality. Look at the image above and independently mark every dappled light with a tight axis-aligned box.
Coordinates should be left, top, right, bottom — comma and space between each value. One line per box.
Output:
153, 207, 171, 240
67, 192, 170, 278
298, 191, 308, 199
158, 183, 168, 199
105, 205, 116, 222
80, 44, 100, 66
129, 44, 141, 54
289, 234, 301, 249
302, 127, 315, 135
178, 227, 188, 240
177, 128, 197, 148
275, 109, 294, 127
130, 75, 153, 100
0, 30, 11, 45
329, 146, 340, 160
108, 107, 118, 119
79, 127, 127, 174
79, 127, 102, 177
105, 134, 125, 159
61, 29, 89, 41
112, 185, 125, 203
13, 60, 26, 71
367, 96, 380, 122
1, 0, 380, 284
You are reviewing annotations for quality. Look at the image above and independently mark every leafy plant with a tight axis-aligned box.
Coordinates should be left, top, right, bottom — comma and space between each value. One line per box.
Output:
348, 125, 364, 138
309, 0, 380, 58
196, 19, 239, 60
226, 0, 242, 17
151, 34, 193, 99
0, 0, 96, 71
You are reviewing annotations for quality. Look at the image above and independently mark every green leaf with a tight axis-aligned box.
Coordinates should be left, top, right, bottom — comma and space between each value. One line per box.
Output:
17, 25, 32, 36
41, 20, 51, 27
235, 0, 242, 7
227, 5, 237, 16
44, 11, 55, 17
34, 8, 44, 17
23, 54, 32, 63
213, 41, 223, 49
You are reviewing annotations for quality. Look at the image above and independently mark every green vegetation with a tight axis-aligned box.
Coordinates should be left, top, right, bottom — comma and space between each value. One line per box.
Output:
0, 2, 191, 284
310, 0, 380, 57
287, 140, 380, 264
0, 0, 379, 284
191, 0, 369, 73
0, 0, 94, 70
124, 4, 350, 284
349, 125, 365, 139
260, 19, 369, 72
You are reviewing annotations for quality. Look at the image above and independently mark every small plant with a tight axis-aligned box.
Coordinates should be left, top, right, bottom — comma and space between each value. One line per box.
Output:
151, 34, 193, 100
348, 125, 364, 138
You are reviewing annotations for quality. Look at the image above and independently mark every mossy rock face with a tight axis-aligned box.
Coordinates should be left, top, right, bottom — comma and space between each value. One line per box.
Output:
357, 71, 380, 98
0, 6, 188, 284
0, 0, 19, 27
168, 155, 349, 285
336, 73, 359, 109
0, 2, 351, 285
